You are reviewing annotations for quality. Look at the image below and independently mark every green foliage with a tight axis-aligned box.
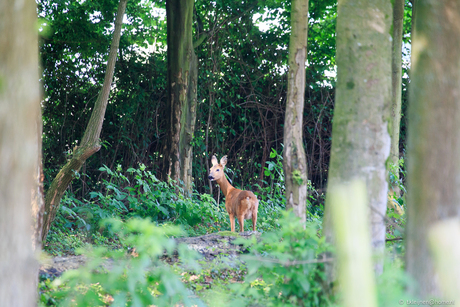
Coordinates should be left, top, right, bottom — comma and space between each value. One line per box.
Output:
229, 211, 333, 307
43, 162, 288, 256
376, 257, 414, 306
389, 158, 407, 194
44, 218, 203, 307
44, 228, 119, 257
387, 157, 406, 237
386, 158, 406, 257
40, 0, 337, 199
257, 148, 285, 201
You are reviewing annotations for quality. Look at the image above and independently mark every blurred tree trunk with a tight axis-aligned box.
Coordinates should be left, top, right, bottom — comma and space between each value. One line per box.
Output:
406, 0, 460, 297
0, 0, 41, 304
283, 0, 309, 224
428, 218, 460, 303
41, 0, 128, 242
411, 0, 417, 38
329, 181, 377, 307
323, 0, 392, 274
389, 0, 404, 195
164, 0, 198, 196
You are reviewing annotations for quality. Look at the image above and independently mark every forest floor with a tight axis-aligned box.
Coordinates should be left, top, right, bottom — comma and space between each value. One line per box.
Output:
39, 231, 260, 277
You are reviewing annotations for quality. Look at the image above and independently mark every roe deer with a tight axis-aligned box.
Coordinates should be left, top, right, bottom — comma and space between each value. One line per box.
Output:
208, 155, 259, 232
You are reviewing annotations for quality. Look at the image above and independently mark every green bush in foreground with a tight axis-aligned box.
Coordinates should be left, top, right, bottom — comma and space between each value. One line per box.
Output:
40, 212, 414, 307
44, 218, 203, 307
228, 211, 333, 307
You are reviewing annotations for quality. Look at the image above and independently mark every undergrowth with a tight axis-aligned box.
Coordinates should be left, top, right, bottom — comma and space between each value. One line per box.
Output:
39, 213, 336, 306
44, 150, 323, 255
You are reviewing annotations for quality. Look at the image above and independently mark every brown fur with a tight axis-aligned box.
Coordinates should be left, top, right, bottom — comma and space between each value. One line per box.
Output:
208, 155, 259, 232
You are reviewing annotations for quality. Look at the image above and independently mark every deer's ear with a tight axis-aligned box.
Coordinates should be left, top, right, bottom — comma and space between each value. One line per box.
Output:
220, 155, 228, 167
211, 155, 218, 166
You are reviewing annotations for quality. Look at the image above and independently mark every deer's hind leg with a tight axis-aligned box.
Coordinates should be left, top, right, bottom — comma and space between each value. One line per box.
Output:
237, 215, 245, 233
229, 213, 236, 232
252, 210, 257, 231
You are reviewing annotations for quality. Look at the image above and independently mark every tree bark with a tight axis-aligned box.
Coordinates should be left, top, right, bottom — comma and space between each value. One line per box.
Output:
323, 0, 392, 274
41, 0, 128, 242
389, 0, 404, 195
406, 0, 460, 297
0, 0, 41, 304
283, 0, 309, 224
32, 109, 45, 251
164, 0, 198, 196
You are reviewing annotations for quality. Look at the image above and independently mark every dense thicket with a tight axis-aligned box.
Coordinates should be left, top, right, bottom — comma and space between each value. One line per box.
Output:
39, 0, 338, 203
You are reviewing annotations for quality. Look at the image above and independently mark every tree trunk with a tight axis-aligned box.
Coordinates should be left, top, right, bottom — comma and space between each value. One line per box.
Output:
283, 0, 309, 224
41, 0, 128, 242
329, 180, 378, 307
164, 0, 198, 196
406, 0, 460, 297
428, 218, 460, 303
0, 0, 41, 304
389, 0, 404, 195
323, 0, 392, 274
32, 109, 45, 251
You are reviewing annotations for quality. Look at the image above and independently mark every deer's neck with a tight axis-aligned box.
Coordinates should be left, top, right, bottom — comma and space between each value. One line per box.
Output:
216, 175, 234, 197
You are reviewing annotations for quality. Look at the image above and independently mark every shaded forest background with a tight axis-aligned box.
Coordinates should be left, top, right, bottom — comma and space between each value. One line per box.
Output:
39, 0, 410, 199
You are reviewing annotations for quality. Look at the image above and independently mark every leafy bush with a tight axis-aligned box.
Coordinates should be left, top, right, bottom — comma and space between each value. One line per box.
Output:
229, 211, 333, 307
256, 148, 286, 203
44, 218, 203, 307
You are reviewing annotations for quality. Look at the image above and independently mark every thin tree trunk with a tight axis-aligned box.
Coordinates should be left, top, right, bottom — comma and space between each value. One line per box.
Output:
389, 0, 404, 195
32, 110, 45, 251
406, 0, 460, 297
323, 0, 392, 275
164, 0, 197, 195
0, 0, 41, 304
283, 0, 309, 224
41, 0, 128, 242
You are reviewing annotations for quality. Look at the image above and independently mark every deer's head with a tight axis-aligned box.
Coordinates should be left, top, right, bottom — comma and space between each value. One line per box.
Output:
208, 155, 227, 181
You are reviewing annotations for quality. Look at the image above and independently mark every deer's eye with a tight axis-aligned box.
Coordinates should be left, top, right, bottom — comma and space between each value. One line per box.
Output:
216, 169, 220, 172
